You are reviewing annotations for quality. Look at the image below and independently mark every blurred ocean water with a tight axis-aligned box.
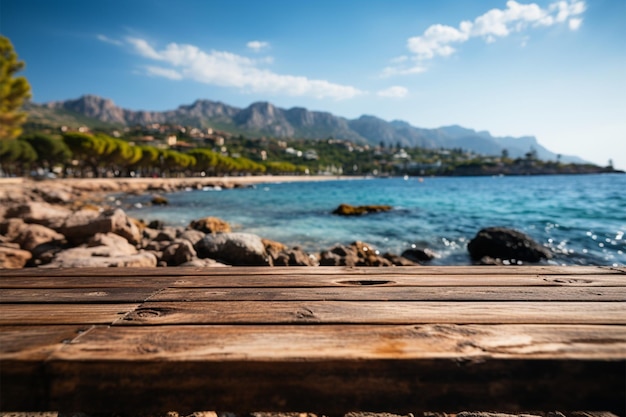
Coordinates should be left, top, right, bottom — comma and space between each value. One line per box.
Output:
123, 174, 626, 266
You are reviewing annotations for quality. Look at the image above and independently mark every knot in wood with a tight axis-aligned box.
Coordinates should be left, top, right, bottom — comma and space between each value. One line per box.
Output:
294, 307, 317, 320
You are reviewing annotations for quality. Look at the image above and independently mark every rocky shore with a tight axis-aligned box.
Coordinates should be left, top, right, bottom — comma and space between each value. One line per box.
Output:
0, 177, 552, 269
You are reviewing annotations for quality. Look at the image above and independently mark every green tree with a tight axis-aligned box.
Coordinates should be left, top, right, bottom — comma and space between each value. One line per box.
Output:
0, 36, 32, 140
62, 132, 108, 177
21, 133, 72, 173
0, 138, 36, 176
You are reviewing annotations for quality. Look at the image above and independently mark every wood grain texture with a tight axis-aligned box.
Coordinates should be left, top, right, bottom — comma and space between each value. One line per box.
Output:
52, 324, 626, 361
2, 273, 625, 288
1, 265, 625, 413
0, 287, 160, 303
148, 286, 626, 301
120, 300, 626, 325
0, 303, 140, 325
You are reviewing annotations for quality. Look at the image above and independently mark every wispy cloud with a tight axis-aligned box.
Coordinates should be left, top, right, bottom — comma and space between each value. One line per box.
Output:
384, 0, 586, 76
247, 40, 270, 52
377, 86, 409, 98
97, 34, 123, 46
124, 37, 363, 100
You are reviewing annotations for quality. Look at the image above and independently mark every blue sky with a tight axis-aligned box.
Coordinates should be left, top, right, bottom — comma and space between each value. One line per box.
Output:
2, 0, 625, 168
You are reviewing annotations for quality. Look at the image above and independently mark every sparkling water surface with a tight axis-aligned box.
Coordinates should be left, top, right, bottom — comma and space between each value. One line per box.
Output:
122, 174, 626, 266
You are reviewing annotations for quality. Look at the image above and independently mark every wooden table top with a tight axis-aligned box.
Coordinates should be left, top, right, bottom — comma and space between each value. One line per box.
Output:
1, 265, 625, 414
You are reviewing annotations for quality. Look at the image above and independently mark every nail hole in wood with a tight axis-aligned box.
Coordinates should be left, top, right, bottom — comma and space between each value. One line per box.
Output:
337, 280, 395, 286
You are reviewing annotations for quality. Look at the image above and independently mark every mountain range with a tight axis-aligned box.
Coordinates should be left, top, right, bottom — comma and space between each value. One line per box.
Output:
24, 95, 586, 163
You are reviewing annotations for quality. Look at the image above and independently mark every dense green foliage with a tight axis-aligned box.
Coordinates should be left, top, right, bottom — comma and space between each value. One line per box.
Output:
1, 126, 620, 178
0, 36, 32, 140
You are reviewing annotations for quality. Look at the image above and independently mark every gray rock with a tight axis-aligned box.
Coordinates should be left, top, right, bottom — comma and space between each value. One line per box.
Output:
195, 232, 271, 266
468, 227, 552, 263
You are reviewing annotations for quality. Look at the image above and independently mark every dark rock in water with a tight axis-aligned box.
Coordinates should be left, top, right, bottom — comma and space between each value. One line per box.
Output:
195, 232, 272, 266
189, 216, 232, 234
468, 227, 552, 263
151, 195, 169, 205
402, 247, 438, 263
332, 203, 393, 216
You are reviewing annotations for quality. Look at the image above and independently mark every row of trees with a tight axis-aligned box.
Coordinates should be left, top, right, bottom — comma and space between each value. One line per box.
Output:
0, 132, 308, 177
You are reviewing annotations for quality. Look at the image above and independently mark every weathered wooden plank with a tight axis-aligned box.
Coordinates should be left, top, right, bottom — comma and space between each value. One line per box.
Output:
3, 324, 624, 412
0, 325, 92, 360
52, 324, 626, 361
150, 286, 626, 301
120, 301, 626, 325
2, 273, 624, 288
0, 265, 617, 277
0, 287, 161, 303
41, 358, 626, 413
0, 325, 94, 411
0, 304, 140, 325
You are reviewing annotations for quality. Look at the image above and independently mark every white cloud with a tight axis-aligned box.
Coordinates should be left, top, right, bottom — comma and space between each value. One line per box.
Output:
377, 86, 409, 98
97, 34, 123, 46
247, 40, 270, 52
145, 66, 183, 80
383, 0, 586, 76
380, 64, 427, 78
125, 37, 363, 100
568, 17, 583, 30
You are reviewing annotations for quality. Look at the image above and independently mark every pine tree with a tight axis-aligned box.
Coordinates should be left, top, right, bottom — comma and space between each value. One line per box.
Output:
0, 36, 32, 140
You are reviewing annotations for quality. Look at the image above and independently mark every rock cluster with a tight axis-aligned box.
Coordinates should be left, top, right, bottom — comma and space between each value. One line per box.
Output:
332, 203, 393, 216
0, 180, 554, 269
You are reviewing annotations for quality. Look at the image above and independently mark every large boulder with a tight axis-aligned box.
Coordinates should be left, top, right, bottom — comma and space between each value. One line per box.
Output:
189, 217, 231, 234
59, 208, 141, 245
5, 202, 72, 228
12, 223, 65, 251
195, 233, 271, 266
467, 227, 552, 263
0, 246, 32, 269
332, 203, 393, 216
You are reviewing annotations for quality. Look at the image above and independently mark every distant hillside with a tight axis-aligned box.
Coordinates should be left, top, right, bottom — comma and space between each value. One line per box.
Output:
25, 95, 587, 163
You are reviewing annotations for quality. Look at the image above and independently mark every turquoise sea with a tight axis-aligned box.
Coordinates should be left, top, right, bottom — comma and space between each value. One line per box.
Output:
123, 174, 626, 266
